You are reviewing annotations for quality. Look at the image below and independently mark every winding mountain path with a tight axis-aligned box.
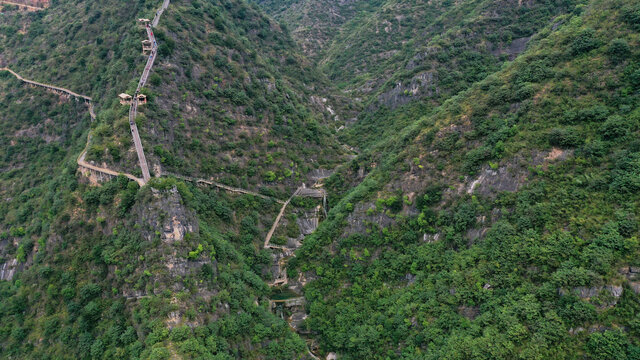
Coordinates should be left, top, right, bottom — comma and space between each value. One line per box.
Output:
4, 2, 331, 355
167, 173, 286, 204
0, 1, 43, 11
1, 67, 91, 101
77, 134, 146, 186
1, 65, 300, 197
264, 187, 301, 249
1, 67, 146, 185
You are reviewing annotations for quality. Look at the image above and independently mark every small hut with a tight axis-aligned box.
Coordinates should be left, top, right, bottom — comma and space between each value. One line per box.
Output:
142, 39, 152, 54
119, 93, 132, 105
137, 18, 150, 28
137, 94, 147, 105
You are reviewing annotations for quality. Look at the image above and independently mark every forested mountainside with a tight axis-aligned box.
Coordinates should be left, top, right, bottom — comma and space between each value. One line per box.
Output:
1, 0, 640, 359
0, 0, 332, 358
251, 0, 384, 58
257, 0, 583, 147
136, 0, 348, 191
0, 0, 346, 193
0, 81, 306, 360
290, 0, 640, 358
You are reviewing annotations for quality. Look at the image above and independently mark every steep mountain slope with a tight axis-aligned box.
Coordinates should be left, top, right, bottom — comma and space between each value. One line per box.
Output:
289, 0, 640, 358
136, 0, 347, 193
2, 0, 640, 359
0, 74, 89, 252
0, 0, 336, 358
258, 0, 582, 148
1, 0, 346, 192
252, 0, 383, 58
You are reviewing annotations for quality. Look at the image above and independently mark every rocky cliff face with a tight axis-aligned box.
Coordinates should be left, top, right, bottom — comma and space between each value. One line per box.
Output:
0, 238, 33, 281
121, 187, 215, 314
124, 186, 222, 328
132, 186, 198, 244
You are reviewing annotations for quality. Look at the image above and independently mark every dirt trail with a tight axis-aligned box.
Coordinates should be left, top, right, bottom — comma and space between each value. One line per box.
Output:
166, 173, 286, 204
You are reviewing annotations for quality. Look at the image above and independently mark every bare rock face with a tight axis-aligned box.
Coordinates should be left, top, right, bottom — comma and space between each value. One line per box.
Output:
297, 209, 320, 235
308, 168, 334, 181
163, 215, 191, 243
342, 202, 395, 237
489, 36, 532, 60
466, 227, 489, 242
467, 167, 521, 196
123, 186, 216, 327
619, 266, 640, 294
133, 186, 198, 243
0, 238, 32, 281
558, 285, 624, 307
0, 258, 19, 281
405, 47, 440, 71
467, 149, 573, 197
376, 71, 437, 110
423, 233, 441, 243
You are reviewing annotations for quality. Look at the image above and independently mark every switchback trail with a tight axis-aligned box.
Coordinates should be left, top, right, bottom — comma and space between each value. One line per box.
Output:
77, 135, 146, 186
262, 182, 333, 358
264, 187, 301, 249
1, 67, 296, 196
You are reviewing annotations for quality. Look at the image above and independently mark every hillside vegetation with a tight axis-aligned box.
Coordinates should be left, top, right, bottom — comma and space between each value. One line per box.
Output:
258, 0, 583, 148
0, 0, 320, 358
137, 0, 347, 192
1, 0, 640, 359
252, 0, 384, 58
288, 0, 640, 358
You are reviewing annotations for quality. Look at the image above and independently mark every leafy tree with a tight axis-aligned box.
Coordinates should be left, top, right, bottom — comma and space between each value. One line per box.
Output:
549, 127, 583, 148
570, 28, 600, 56
586, 330, 629, 360
608, 39, 631, 64
600, 115, 630, 140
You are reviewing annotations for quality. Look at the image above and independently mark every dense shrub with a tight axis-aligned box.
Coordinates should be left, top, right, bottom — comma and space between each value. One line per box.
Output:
569, 28, 600, 56
600, 115, 630, 140
608, 39, 631, 64
548, 127, 583, 148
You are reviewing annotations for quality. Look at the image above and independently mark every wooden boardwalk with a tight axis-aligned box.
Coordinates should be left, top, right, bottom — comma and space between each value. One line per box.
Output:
1, 67, 91, 101
0, 1, 44, 11
127, 1, 170, 183
1, 68, 146, 185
